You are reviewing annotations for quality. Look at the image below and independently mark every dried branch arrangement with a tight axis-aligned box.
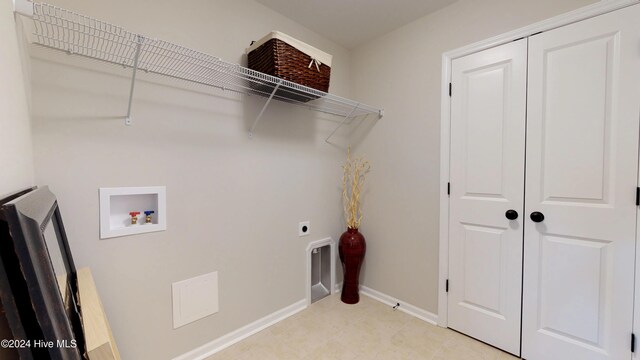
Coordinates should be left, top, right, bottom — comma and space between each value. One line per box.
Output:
342, 146, 371, 229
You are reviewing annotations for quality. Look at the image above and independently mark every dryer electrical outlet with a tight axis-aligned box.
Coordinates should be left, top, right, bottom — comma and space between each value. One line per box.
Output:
299, 221, 310, 236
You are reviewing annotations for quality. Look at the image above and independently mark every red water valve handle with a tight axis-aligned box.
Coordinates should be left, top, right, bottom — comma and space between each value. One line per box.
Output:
129, 211, 140, 217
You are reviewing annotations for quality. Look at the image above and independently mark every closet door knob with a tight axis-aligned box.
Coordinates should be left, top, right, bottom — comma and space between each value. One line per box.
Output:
530, 211, 545, 223
505, 210, 518, 220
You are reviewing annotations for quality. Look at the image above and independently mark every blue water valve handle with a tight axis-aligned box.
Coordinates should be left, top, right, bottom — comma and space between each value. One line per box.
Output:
144, 210, 155, 224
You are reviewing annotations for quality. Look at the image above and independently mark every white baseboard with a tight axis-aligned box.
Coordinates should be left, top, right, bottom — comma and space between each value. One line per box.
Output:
334, 282, 342, 293
172, 299, 307, 360
360, 286, 438, 326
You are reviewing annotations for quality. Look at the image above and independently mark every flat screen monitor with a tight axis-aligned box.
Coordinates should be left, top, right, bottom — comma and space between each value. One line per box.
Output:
0, 186, 44, 360
1, 186, 85, 360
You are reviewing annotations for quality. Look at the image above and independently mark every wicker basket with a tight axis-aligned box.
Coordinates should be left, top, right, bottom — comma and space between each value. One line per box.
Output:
247, 32, 332, 102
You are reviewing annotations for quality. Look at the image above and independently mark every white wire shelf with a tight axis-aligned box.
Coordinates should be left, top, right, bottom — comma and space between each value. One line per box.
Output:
22, 1, 383, 140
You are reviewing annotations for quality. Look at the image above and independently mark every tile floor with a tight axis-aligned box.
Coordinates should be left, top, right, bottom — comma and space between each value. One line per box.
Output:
205, 294, 519, 360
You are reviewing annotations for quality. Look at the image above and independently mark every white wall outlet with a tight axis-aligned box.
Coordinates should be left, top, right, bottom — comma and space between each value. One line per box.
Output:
299, 221, 310, 236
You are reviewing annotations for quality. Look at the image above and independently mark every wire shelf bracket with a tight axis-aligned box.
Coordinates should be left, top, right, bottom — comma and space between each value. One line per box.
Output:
249, 80, 282, 139
125, 35, 143, 126
16, 0, 384, 137
325, 103, 359, 143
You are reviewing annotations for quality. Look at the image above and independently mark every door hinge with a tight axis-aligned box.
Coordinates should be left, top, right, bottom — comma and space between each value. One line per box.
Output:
632, 333, 636, 353
449, 83, 452, 97
636, 187, 639, 206
447, 182, 450, 196
446, 279, 449, 293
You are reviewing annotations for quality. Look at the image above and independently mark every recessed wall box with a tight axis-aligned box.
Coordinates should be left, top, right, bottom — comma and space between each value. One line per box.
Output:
99, 186, 166, 239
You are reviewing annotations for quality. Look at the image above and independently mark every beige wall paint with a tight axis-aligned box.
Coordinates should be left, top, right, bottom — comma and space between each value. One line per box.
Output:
351, 0, 598, 314
0, 0, 34, 196
0, 0, 34, 359
30, 0, 351, 358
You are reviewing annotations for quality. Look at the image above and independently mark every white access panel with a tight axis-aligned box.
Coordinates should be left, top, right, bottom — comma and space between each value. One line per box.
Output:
172, 272, 219, 329
448, 39, 527, 356
522, 4, 640, 360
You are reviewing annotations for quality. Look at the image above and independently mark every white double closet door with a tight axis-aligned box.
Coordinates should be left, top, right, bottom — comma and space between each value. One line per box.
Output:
448, 4, 640, 360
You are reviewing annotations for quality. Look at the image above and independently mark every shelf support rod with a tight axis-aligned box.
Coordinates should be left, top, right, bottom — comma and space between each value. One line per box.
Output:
125, 35, 144, 126
249, 80, 282, 138
325, 103, 360, 143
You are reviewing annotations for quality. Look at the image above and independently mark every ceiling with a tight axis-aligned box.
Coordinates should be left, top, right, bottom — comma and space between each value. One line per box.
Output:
255, 0, 458, 49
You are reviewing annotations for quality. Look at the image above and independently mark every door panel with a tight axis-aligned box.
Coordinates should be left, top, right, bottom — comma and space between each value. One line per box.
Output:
448, 39, 527, 356
523, 5, 640, 360
541, 35, 613, 203
461, 224, 505, 316
538, 235, 609, 345
464, 64, 509, 197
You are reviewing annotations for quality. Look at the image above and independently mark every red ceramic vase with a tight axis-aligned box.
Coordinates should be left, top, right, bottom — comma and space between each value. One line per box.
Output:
339, 228, 366, 304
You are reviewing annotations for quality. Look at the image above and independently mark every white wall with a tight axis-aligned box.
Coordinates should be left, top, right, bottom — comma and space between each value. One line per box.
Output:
0, 1, 34, 359
351, 0, 597, 314
30, 0, 351, 358
0, 0, 33, 196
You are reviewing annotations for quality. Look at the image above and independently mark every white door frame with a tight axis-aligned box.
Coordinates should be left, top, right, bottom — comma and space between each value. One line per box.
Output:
438, 0, 640, 328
